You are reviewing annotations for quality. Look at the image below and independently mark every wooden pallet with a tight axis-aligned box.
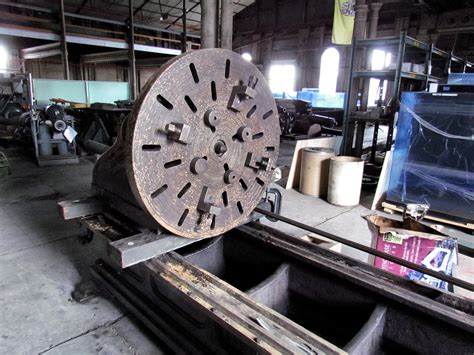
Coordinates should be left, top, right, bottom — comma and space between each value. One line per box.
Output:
382, 202, 474, 231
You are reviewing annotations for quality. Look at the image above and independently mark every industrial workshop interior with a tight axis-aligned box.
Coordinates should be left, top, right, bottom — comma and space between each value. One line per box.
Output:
0, 0, 473, 353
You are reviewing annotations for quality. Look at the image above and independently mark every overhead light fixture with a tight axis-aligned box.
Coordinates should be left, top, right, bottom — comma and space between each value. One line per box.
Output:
242, 52, 252, 62
158, 0, 168, 21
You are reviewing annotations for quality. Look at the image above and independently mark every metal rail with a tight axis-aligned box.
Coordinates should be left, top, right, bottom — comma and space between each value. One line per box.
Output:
254, 207, 474, 292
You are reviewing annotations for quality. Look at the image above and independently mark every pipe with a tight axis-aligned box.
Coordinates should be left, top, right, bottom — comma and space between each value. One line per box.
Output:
128, 0, 137, 100
201, 0, 217, 48
215, 0, 220, 47
0, 113, 29, 126
83, 139, 110, 154
254, 207, 474, 292
182, 0, 187, 52
220, 0, 233, 50
58, 0, 70, 80
25, 72, 40, 161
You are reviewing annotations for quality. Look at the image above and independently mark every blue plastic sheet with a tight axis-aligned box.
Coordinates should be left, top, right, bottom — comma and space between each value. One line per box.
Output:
447, 73, 474, 85
387, 92, 474, 222
297, 90, 345, 109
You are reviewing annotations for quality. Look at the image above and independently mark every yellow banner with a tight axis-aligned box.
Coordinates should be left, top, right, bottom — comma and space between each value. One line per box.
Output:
332, 0, 355, 45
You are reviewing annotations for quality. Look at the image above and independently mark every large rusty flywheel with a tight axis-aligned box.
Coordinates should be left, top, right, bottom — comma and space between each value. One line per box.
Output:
125, 49, 280, 238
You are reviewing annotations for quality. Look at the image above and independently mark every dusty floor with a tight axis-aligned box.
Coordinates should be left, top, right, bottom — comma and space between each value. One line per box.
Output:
0, 143, 472, 354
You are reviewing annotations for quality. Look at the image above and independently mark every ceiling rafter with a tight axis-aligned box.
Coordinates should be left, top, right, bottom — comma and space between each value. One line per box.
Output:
36, 0, 255, 33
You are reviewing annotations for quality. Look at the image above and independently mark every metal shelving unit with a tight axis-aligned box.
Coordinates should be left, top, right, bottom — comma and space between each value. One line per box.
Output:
341, 31, 473, 158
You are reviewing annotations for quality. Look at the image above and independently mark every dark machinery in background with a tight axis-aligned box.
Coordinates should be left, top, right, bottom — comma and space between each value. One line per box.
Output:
0, 73, 78, 166
276, 98, 342, 140
0, 73, 32, 142
34, 104, 79, 166
74, 102, 131, 156
59, 49, 473, 354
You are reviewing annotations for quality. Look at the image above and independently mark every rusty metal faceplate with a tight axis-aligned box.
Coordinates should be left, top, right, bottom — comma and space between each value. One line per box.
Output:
125, 49, 280, 238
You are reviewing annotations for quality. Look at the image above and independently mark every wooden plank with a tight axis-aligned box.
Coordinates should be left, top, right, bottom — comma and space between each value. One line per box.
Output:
371, 150, 393, 211
381, 202, 474, 230
285, 136, 338, 190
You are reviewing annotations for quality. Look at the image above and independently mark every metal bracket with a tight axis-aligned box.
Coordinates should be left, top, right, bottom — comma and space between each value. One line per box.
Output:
227, 85, 256, 112
58, 197, 104, 220
403, 203, 430, 222
108, 232, 202, 268
58, 197, 204, 268
245, 152, 272, 171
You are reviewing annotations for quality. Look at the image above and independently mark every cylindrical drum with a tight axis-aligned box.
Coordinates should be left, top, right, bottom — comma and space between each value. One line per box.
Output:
57, 141, 69, 155
327, 156, 364, 206
299, 147, 335, 197
38, 124, 53, 156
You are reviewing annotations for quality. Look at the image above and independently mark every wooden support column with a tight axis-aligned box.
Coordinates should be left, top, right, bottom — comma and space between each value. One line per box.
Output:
201, 0, 217, 48
181, 0, 187, 52
250, 33, 260, 62
59, 0, 70, 80
128, 0, 137, 100
220, 0, 233, 50
296, 29, 310, 90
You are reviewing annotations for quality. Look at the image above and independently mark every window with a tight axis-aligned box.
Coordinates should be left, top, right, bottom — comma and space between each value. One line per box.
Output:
0, 46, 7, 73
241, 52, 252, 62
268, 63, 296, 93
368, 49, 392, 106
319, 48, 340, 94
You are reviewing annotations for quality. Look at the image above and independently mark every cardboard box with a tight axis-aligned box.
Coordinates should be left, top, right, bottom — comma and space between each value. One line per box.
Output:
365, 215, 457, 291
412, 63, 426, 73
402, 62, 412, 72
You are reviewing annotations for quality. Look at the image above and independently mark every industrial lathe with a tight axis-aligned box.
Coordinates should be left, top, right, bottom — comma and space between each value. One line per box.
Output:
59, 49, 473, 354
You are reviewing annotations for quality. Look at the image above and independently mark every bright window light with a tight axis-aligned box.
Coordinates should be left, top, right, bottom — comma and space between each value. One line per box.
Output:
319, 48, 340, 95
268, 63, 296, 93
368, 78, 388, 106
242, 52, 252, 62
385, 52, 392, 68
0, 46, 8, 73
371, 49, 386, 70
368, 49, 392, 106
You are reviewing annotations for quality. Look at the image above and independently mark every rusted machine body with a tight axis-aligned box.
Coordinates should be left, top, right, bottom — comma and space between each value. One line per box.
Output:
60, 49, 473, 354
87, 218, 473, 354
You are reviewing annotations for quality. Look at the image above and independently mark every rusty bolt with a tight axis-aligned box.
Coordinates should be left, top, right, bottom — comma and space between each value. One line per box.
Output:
165, 122, 191, 144
214, 140, 227, 156
257, 157, 271, 171
190, 157, 208, 174
224, 170, 238, 184
204, 109, 221, 128
237, 126, 252, 142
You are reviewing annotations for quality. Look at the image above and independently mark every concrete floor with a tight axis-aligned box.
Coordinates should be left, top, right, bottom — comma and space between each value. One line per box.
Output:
0, 143, 472, 353
0, 147, 163, 354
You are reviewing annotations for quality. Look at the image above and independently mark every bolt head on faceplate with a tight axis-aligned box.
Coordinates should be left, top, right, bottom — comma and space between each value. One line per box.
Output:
204, 109, 221, 128
190, 157, 208, 174
237, 126, 252, 142
165, 122, 191, 144
224, 170, 238, 184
